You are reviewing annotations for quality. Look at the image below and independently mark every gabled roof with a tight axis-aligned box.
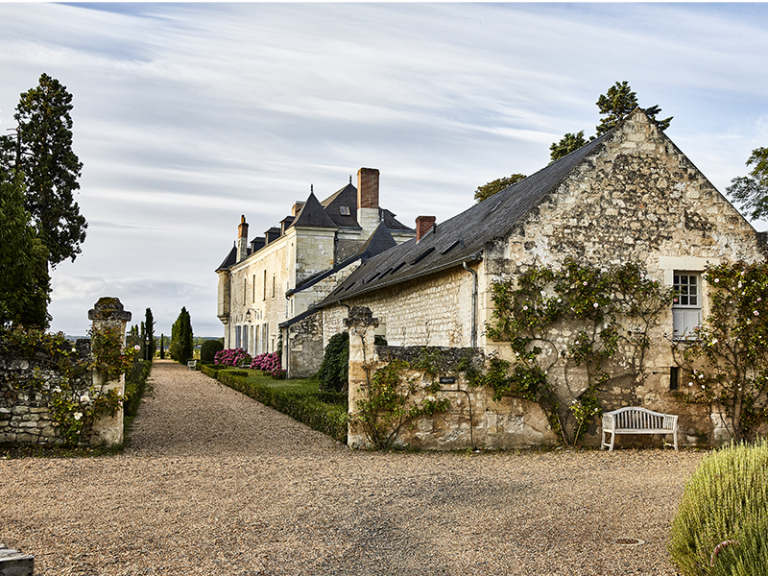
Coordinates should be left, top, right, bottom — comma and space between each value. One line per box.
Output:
319, 131, 611, 307
292, 192, 338, 229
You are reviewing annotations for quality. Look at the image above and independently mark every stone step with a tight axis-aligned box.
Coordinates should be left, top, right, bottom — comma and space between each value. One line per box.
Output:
0, 544, 34, 576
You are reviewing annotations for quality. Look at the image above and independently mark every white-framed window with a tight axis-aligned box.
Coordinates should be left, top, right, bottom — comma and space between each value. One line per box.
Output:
235, 325, 242, 349
673, 272, 702, 339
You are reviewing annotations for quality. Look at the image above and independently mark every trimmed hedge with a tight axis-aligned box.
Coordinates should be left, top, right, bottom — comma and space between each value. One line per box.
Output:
124, 360, 152, 418
208, 368, 348, 443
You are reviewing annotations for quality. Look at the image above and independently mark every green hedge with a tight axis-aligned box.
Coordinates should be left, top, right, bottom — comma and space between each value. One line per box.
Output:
209, 368, 348, 443
124, 359, 152, 418
668, 439, 768, 575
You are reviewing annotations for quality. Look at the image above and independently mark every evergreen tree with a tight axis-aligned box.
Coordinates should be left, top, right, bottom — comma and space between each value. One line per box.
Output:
0, 170, 51, 328
170, 307, 193, 363
159, 333, 165, 360
144, 308, 156, 360
0, 73, 87, 267
595, 81, 672, 136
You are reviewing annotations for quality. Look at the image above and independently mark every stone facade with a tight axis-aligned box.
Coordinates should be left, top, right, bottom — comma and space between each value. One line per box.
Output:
326, 110, 768, 450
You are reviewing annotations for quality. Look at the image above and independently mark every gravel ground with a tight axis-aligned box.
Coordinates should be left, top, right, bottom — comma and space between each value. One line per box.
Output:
0, 359, 704, 576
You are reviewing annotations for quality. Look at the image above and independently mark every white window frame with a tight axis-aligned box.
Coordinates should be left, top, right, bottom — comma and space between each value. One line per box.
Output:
672, 272, 702, 340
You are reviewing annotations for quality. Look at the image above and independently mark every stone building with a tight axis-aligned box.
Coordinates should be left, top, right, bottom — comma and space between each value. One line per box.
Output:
215, 168, 415, 376
310, 108, 767, 449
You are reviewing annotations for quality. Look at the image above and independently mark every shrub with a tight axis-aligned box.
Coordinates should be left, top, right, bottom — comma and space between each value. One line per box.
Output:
316, 332, 349, 393
250, 352, 285, 378
668, 440, 768, 575
200, 339, 224, 364
214, 348, 251, 367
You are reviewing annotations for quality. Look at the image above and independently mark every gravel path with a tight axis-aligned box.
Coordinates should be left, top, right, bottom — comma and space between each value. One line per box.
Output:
1, 359, 703, 575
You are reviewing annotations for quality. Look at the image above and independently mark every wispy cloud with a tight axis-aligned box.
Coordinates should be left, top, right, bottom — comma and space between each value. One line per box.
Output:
2, 2, 767, 334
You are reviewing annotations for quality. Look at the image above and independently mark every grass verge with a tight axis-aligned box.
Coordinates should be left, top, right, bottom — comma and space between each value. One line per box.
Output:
201, 364, 348, 443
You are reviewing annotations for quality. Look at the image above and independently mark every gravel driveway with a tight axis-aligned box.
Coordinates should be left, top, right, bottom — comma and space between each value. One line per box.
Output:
1, 359, 703, 575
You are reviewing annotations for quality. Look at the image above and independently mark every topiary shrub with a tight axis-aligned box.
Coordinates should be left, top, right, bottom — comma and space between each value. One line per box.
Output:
316, 332, 349, 394
200, 339, 224, 364
668, 439, 768, 575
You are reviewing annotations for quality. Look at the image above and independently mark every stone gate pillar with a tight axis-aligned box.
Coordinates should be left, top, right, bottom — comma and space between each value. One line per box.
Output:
88, 297, 132, 447
345, 306, 379, 449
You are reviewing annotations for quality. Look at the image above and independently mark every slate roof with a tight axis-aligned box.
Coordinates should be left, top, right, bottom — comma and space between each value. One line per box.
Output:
320, 182, 360, 228
319, 132, 611, 307
216, 177, 413, 272
216, 245, 237, 272
280, 224, 399, 328
292, 192, 338, 229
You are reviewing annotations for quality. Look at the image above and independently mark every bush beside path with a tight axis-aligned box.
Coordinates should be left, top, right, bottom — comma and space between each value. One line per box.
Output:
0, 359, 704, 575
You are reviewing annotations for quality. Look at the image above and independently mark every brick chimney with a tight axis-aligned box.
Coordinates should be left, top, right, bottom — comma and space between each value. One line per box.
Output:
357, 167, 380, 238
416, 216, 436, 242
237, 215, 249, 262
357, 168, 379, 210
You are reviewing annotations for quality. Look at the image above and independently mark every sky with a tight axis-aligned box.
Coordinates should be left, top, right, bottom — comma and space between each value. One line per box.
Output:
1, 2, 767, 338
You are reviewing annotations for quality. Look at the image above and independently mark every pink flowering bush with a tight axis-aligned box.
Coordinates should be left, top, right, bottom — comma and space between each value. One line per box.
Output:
250, 352, 286, 378
213, 348, 251, 368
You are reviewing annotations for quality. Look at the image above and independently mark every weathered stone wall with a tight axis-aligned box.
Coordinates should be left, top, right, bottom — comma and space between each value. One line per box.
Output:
0, 298, 130, 448
0, 340, 92, 445
323, 264, 478, 350
480, 110, 767, 447
345, 307, 558, 450
285, 312, 324, 379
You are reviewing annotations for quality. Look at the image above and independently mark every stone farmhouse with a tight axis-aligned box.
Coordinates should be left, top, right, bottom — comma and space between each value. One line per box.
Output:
216, 168, 415, 376
305, 108, 767, 449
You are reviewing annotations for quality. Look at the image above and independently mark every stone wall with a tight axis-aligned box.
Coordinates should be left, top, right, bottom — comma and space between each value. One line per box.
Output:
0, 339, 92, 445
345, 306, 558, 450
0, 297, 131, 448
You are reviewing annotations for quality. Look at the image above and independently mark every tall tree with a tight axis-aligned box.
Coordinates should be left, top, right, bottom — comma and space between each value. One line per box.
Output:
170, 307, 194, 363
595, 81, 672, 136
474, 173, 526, 203
0, 170, 51, 328
3, 73, 87, 267
549, 131, 588, 163
144, 308, 156, 360
726, 147, 768, 221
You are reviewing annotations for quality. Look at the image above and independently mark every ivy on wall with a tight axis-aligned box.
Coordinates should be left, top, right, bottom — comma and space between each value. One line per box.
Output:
1, 325, 133, 446
672, 261, 768, 441
483, 259, 673, 446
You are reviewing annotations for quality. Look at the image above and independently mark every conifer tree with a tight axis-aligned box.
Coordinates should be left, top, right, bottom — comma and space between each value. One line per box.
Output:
0, 73, 87, 267
170, 307, 193, 363
144, 308, 156, 360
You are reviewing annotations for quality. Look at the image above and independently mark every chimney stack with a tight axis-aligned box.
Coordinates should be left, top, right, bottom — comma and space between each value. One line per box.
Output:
416, 216, 436, 242
357, 167, 381, 238
357, 168, 379, 210
292, 201, 305, 217
237, 215, 249, 262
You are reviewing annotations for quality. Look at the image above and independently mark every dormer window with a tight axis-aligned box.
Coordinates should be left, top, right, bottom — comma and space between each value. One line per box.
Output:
339, 206, 351, 216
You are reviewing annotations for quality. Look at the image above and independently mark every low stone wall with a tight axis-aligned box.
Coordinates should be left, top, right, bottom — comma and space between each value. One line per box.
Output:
345, 306, 558, 450
0, 297, 131, 448
0, 339, 92, 445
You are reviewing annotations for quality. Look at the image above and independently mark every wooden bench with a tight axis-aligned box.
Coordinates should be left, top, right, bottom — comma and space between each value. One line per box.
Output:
601, 406, 678, 451
187, 360, 197, 370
